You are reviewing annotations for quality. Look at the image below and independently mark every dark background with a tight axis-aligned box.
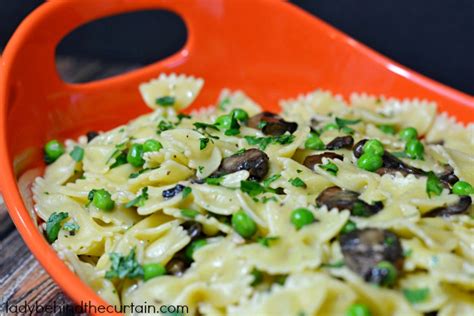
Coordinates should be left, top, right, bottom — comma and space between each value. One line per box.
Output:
1, 0, 473, 94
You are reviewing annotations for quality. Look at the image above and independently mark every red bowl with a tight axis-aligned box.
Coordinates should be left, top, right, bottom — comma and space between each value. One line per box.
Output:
1, 0, 473, 314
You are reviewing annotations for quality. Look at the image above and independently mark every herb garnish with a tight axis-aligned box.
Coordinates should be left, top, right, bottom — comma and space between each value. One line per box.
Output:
105, 248, 143, 280
45, 212, 69, 243
155, 96, 175, 106
69, 146, 84, 162
426, 172, 443, 197
289, 177, 306, 188
244, 134, 295, 150
319, 162, 339, 176
257, 236, 279, 247
125, 187, 149, 208
402, 288, 430, 304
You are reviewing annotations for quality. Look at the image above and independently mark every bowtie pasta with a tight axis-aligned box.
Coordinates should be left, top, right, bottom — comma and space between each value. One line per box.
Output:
34, 74, 473, 316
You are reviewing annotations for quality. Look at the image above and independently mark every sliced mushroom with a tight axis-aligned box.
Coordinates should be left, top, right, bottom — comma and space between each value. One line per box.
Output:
353, 139, 368, 158
165, 257, 189, 277
437, 165, 459, 186
326, 136, 354, 150
181, 221, 203, 240
247, 112, 298, 136
340, 228, 403, 284
377, 152, 426, 176
211, 148, 269, 181
424, 196, 472, 217
303, 152, 344, 170
316, 186, 383, 217
162, 184, 186, 199
86, 131, 99, 142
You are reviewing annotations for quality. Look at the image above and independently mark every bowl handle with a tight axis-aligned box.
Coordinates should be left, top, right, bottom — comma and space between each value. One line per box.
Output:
3, 0, 214, 89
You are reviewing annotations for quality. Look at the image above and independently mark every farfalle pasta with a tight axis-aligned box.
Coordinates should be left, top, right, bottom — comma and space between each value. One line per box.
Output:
33, 74, 473, 316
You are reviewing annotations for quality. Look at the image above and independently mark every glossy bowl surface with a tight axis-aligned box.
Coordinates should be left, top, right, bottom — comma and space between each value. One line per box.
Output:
0, 0, 473, 313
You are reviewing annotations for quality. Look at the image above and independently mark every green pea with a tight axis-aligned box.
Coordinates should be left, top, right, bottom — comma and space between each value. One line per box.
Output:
143, 263, 166, 281
185, 239, 207, 260
127, 144, 145, 167
322, 123, 338, 132
452, 181, 474, 195
250, 268, 263, 286
143, 139, 162, 153
405, 139, 424, 160
363, 139, 384, 156
341, 220, 357, 234
44, 139, 65, 163
377, 124, 396, 135
375, 261, 398, 287
399, 127, 418, 141
290, 208, 315, 230
92, 189, 115, 211
231, 108, 249, 121
215, 114, 233, 129
346, 303, 372, 316
305, 134, 325, 150
232, 210, 258, 239
357, 153, 383, 172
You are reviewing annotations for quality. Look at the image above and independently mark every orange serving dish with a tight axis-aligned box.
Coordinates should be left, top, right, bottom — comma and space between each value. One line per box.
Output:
0, 0, 473, 313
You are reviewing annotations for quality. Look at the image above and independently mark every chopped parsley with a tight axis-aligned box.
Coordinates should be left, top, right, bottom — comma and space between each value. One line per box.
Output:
155, 96, 175, 106
205, 177, 224, 186
321, 260, 345, 268
45, 212, 69, 243
403, 248, 413, 258
180, 208, 200, 219
157, 120, 174, 134
335, 117, 361, 128
289, 177, 306, 188
105, 248, 143, 280
63, 220, 80, 235
199, 137, 210, 150
261, 196, 278, 203
402, 288, 430, 304
176, 113, 191, 123
125, 187, 149, 208
257, 236, 279, 247
193, 122, 219, 131
426, 172, 443, 197
240, 180, 266, 197
319, 162, 338, 176
129, 168, 152, 179
263, 174, 281, 188
197, 166, 204, 174
378, 124, 396, 135
69, 146, 84, 162
107, 142, 128, 168
391, 151, 409, 158
182, 187, 192, 199
244, 134, 295, 150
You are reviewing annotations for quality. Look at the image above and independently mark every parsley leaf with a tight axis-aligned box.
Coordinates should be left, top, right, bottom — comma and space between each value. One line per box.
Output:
129, 168, 152, 179
105, 248, 143, 280
426, 172, 443, 197
402, 288, 429, 304
197, 166, 204, 174
240, 180, 266, 197
261, 196, 278, 203
319, 162, 339, 176
63, 220, 80, 235
176, 113, 191, 124
69, 146, 84, 162
155, 96, 175, 106
321, 260, 345, 268
125, 187, 149, 208
45, 212, 69, 243
257, 236, 279, 247
244, 134, 295, 150
391, 151, 409, 158
180, 208, 200, 219
200, 137, 210, 150
205, 177, 224, 186
109, 152, 127, 169
289, 177, 306, 188
193, 122, 219, 131
157, 120, 174, 134
182, 187, 192, 199
263, 174, 281, 188
335, 117, 361, 128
